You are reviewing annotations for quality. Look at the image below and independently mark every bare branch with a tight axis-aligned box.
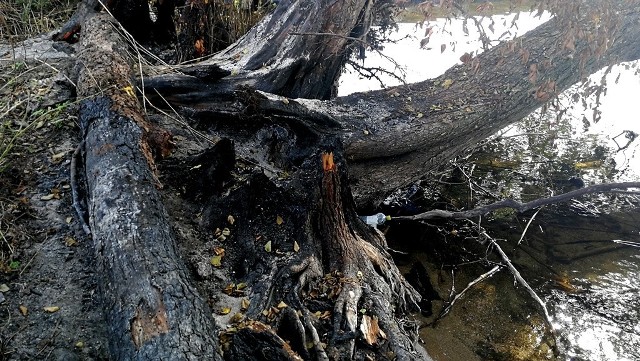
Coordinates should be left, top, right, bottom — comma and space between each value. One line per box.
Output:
394, 182, 640, 221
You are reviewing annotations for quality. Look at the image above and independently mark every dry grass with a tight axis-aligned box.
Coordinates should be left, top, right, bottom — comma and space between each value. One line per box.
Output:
1, 0, 79, 271
0, 0, 79, 42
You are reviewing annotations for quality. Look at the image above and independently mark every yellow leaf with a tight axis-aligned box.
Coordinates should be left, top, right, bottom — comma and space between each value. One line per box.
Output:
264, 241, 272, 253
75, 341, 84, 348
19, 305, 28, 316
210, 255, 223, 267
122, 86, 135, 97
43, 306, 60, 313
227, 215, 235, 225
241, 298, 250, 311
65, 237, 77, 247
293, 241, 300, 252
442, 78, 454, 89
277, 301, 288, 309
276, 215, 283, 225
416, 113, 423, 119
236, 283, 247, 290
219, 307, 232, 315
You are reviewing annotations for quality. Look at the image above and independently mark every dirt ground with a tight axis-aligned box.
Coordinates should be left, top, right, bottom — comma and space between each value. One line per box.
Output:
0, 33, 278, 360
0, 38, 110, 359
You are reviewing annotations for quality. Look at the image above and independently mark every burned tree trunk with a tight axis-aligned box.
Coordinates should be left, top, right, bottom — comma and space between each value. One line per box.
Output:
76, 14, 220, 360
54, 0, 640, 360
144, 1, 640, 206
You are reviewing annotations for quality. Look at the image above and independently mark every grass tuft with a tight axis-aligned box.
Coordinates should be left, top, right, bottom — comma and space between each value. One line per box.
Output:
0, 0, 80, 42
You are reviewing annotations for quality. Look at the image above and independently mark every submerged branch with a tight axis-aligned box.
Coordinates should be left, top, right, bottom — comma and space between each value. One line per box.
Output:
394, 182, 640, 221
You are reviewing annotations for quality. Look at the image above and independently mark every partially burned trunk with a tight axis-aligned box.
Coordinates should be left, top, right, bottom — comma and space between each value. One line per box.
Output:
76, 14, 220, 360
144, 1, 640, 207
55, 0, 640, 360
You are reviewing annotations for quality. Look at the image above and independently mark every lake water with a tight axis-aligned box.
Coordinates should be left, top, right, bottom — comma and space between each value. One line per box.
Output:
339, 12, 640, 361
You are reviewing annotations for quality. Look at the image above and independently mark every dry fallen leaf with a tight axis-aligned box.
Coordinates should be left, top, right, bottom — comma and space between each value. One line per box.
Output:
0, 284, 9, 292
213, 247, 225, 256
218, 307, 232, 315
229, 312, 244, 324
51, 152, 66, 163
65, 237, 77, 247
19, 305, 28, 316
241, 298, 250, 311
210, 255, 223, 267
75, 341, 84, 348
195, 39, 206, 56
264, 241, 272, 253
276, 215, 284, 225
277, 301, 288, 309
293, 241, 300, 252
227, 215, 235, 225
40, 194, 56, 201
43, 306, 60, 313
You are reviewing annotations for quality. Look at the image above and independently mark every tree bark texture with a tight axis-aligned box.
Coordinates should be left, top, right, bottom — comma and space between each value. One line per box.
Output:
76, 14, 220, 360
57, 0, 640, 360
145, 1, 640, 207
210, 0, 375, 99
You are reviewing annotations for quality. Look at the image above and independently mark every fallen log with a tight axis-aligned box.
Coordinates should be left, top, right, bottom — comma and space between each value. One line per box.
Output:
76, 13, 221, 360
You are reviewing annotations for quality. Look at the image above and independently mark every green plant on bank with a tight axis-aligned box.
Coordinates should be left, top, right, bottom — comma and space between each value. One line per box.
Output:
0, 0, 80, 41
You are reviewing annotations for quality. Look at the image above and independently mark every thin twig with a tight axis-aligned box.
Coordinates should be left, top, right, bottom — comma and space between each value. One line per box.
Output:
517, 206, 543, 245
290, 31, 407, 83
437, 264, 501, 320
484, 233, 558, 352
71, 140, 91, 236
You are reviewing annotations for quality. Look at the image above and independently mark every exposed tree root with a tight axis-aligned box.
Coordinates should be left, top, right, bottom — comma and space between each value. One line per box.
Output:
205, 152, 430, 360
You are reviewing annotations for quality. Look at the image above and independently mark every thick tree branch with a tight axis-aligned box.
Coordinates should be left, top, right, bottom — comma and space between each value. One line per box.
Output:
394, 182, 640, 221
143, 2, 640, 207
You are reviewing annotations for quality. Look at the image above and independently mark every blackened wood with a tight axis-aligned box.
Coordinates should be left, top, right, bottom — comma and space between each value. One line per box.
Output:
77, 14, 221, 360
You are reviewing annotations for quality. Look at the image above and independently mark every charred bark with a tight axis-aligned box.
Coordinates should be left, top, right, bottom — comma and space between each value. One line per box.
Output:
54, 0, 640, 360
76, 14, 220, 360
207, 0, 376, 99
142, 1, 640, 207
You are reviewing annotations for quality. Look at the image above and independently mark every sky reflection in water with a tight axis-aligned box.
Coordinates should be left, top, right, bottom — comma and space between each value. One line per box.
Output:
339, 11, 640, 361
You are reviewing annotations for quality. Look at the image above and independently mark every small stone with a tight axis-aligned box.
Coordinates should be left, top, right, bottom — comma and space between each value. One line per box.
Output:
196, 260, 213, 278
